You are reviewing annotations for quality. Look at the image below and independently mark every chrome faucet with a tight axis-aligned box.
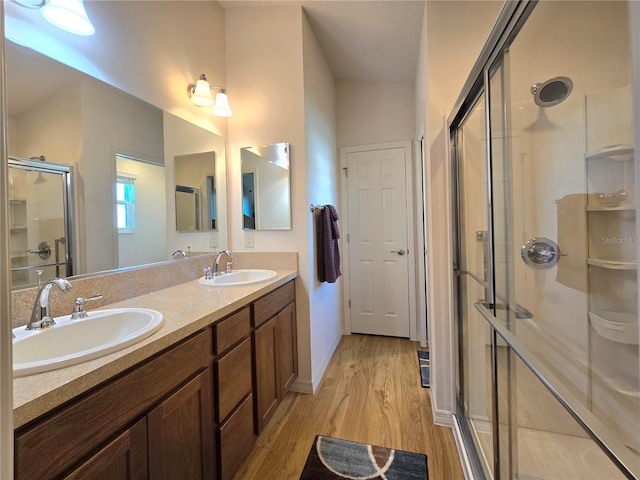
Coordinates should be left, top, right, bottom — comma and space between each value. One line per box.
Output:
172, 249, 189, 259
213, 250, 233, 276
27, 278, 73, 330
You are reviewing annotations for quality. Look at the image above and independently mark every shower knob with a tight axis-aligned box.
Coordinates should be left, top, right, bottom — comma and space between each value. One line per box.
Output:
521, 237, 562, 269
28, 241, 52, 260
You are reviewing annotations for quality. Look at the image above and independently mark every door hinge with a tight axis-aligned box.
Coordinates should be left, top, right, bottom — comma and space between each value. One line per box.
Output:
347, 233, 350, 243
348, 299, 351, 308
343, 167, 348, 177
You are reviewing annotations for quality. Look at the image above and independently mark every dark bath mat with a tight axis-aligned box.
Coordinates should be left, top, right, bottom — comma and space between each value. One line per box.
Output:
299, 435, 428, 479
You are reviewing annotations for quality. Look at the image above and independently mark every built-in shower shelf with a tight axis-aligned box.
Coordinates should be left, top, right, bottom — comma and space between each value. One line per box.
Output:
589, 310, 639, 345
598, 376, 640, 399
587, 258, 637, 270
586, 205, 635, 212
585, 144, 634, 162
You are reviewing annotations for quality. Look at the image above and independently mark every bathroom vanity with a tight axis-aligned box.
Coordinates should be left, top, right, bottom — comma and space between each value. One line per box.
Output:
13, 272, 297, 480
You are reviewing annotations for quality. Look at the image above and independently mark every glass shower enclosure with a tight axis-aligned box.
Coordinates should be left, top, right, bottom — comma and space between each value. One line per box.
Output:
451, 1, 639, 478
8, 157, 73, 287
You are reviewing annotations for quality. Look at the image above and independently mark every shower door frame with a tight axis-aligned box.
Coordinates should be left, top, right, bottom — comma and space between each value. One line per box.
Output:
450, 1, 639, 478
8, 156, 74, 285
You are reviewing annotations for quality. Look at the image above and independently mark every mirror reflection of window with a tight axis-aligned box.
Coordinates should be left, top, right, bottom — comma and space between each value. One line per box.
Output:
116, 172, 136, 233
115, 155, 167, 268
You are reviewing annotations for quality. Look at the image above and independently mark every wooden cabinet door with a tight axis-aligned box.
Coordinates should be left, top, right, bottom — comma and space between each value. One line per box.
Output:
63, 418, 148, 480
147, 370, 216, 480
218, 394, 255, 480
253, 316, 279, 434
277, 301, 297, 396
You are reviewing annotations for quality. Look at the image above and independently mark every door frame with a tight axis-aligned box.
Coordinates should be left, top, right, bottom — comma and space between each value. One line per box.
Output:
339, 140, 419, 341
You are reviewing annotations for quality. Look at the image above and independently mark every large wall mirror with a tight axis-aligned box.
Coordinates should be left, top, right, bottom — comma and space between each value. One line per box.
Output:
6, 40, 228, 289
241, 142, 291, 230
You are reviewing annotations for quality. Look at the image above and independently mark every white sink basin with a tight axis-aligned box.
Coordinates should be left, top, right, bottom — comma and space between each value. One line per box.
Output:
198, 269, 277, 287
13, 308, 164, 377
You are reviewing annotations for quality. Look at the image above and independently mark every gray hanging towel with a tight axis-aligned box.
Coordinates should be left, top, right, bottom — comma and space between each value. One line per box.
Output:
317, 205, 341, 283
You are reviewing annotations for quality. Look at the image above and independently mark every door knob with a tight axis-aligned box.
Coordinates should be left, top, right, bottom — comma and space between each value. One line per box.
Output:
390, 249, 406, 256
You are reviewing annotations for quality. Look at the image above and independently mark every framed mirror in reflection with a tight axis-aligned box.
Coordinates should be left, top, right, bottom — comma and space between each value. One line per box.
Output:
175, 152, 216, 232
5, 40, 228, 289
241, 142, 291, 230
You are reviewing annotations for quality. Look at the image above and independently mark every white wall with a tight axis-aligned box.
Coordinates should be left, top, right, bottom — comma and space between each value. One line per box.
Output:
226, 5, 340, 392
336, 81, 415, 147
302, 11, 342, 391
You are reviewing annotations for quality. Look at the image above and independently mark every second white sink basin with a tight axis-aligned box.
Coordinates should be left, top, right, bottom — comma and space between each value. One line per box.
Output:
13, 308, 164, 377
198, 269, 277, 287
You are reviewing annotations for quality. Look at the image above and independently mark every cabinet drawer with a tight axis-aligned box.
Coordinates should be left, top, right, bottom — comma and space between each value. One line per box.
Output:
216, 338, 252, 422
252, 281, 295, 328
15, 330, 211, 480
213, 307, 250, 354
219, 394, 255, 480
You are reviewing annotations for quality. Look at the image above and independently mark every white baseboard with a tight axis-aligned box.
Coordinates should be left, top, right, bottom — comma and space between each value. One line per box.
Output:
433, 407, 454, 427
290, 333, 342, 395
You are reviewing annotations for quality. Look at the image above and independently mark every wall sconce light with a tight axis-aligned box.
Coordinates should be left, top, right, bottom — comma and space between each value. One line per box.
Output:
11, 0, 96, 36
187, 74, 234, 117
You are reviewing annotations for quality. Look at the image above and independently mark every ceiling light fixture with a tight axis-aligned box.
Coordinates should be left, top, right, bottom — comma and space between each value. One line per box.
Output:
187, 74, 234, 117
11, 0, 96, 36
41, 0, 95, 36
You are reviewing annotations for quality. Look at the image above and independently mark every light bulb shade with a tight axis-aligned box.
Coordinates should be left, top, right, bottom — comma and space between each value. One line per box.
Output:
189, 77, 215, 107
212, 90, 233, 117
41, 0, 95, 36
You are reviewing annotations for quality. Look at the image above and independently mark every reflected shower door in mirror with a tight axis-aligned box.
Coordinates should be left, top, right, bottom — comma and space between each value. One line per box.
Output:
174, 151, 216, 232
8, 157, 73, 288
241, 142, 291, 230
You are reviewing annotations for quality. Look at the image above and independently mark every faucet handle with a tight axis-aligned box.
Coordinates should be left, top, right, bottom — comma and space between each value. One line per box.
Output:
203, 267, 213, 280
71, 294, 103, 319
225, 261, 237, 274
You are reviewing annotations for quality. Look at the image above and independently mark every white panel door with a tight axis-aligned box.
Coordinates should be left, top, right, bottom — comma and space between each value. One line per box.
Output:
346, 146, 410, 337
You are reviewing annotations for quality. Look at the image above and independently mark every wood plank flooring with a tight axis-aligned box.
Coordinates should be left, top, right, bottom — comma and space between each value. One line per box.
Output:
233, 334, 464, 479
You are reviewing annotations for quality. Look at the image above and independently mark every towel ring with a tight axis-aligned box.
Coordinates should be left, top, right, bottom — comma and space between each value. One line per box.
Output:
310, 204, 325, 213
